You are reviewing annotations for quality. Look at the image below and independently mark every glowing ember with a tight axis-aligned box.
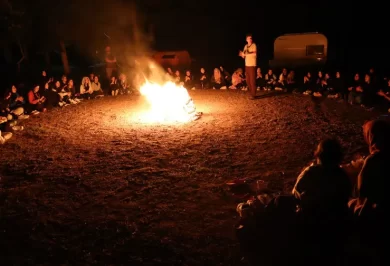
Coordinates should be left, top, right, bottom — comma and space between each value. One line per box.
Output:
140, 81, 200, 123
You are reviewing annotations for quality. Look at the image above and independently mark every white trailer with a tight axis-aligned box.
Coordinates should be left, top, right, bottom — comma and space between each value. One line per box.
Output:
269, 32, 328, 68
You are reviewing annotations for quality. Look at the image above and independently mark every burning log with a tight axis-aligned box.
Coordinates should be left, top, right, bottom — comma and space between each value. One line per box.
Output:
140, 81, 202, 123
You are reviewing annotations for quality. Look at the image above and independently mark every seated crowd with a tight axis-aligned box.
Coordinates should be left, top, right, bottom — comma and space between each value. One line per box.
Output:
173, 65, 390, 112
1, 70, 134, 144
2, 65, 390, 145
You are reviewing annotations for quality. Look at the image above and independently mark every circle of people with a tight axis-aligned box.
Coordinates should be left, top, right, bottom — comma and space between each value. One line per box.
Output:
3, 66, 390, 144
171, 66, 390, 112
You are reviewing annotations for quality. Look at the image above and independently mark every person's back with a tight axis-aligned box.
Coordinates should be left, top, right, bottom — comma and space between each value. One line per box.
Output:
356, 120, 390, 212
293, 139, 352, 218
348, 120, 389, 265
294, 164, 351, 217
292, 139, 352, 265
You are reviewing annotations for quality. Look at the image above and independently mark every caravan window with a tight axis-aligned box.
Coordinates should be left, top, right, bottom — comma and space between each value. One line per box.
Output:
306, 45, 324, 56
162, 54, 176, 59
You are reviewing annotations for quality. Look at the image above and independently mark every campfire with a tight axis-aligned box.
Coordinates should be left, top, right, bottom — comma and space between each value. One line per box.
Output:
139, 81, 202, 123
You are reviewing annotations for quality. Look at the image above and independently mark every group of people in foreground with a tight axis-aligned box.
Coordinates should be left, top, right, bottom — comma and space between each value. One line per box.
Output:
236, 119, 387, 265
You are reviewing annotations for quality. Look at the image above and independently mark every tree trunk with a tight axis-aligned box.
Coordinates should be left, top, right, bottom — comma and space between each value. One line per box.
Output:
22, 43, 29, 61
44, 52, 51, 69
17, 40, 26, 73
60, 40, 70, 74
3, 44, 12, 64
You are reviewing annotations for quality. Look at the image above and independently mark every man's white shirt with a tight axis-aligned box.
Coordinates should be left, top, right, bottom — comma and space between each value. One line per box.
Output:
243, 43, 257, 67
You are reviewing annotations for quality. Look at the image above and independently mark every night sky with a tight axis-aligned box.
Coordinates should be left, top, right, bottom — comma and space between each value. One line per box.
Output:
1, 0, 388, 75
140, 0, 388, 71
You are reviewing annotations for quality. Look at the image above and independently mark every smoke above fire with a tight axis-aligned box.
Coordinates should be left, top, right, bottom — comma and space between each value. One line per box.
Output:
37, 0, 168, 86
100, 0, 168, 88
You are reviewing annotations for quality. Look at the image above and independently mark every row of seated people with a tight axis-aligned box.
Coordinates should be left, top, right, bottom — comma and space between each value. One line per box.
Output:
83, 72, 134, 96
0, 84, 28, 143
1, 70, 133, 144
300, 69, 390, 111
169, 66, 390, 112
166, 66, 247, 90
236, 119, 387, 265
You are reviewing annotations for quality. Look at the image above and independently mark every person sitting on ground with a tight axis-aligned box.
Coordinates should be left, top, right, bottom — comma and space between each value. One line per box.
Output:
348, 119, 388, 219
275, 74, 286, 91
199, 67, 208, 89
58, 79, 79, 105
91, 76, 104, 98
66, 79, 80, 103
312, 71, 325, 97
302, 72, 314, 94
0, 94, 24, 132
286, 70, 296, 92
323, 73, 339, 98
61, 75, 68, 88
292, 138, 352, 265
166, 67, 174, 77
347, 73, 362, 105
80, 77, 93, 99
1, 97, 24, 133
314, 71, 324, 94
377, 80, 390, 112
55, 80, 71, 106
230, 68, 245, 90
220, 66, 231, 85
210, 68, 227, 90
0, 96, 10, 120
255, 67, 265, 90
109, 76, 119, 96
4, 86, 29, 120
41, 81, 60, 108
347, 120, 388, 262
118, 73, 130, 94
264, 69, 277, 90
41, 77, 54, 95
332, 71, 345, 100
27, 85, 46, 114
293, 138, 352, 218
360, 74, 377, 109
184, 70, 195, 90
174, 70, 183, 86
9, 85, 25, 110
0, 93, 22, 130
279, 68, 288, 82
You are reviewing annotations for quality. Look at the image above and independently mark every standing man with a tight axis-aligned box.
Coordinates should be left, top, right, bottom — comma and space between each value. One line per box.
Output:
239, 34, 257, 99
105, 46, 117, 79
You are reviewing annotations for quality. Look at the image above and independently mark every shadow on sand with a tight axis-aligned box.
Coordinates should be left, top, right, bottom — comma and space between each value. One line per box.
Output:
254, 91, 290, 100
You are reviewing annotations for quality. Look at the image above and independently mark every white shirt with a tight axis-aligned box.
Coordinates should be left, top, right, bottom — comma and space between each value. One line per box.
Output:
243, 43, 257, 67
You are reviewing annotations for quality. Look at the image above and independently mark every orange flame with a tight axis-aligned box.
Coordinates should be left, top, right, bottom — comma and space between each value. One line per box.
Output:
140, 81, 196, 123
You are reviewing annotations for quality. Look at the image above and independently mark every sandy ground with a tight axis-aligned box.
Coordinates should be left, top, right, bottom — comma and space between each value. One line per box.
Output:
0, 90, 379, 265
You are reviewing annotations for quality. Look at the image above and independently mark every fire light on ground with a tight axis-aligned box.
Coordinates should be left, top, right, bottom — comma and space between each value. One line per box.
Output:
139, 81, 201, 123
